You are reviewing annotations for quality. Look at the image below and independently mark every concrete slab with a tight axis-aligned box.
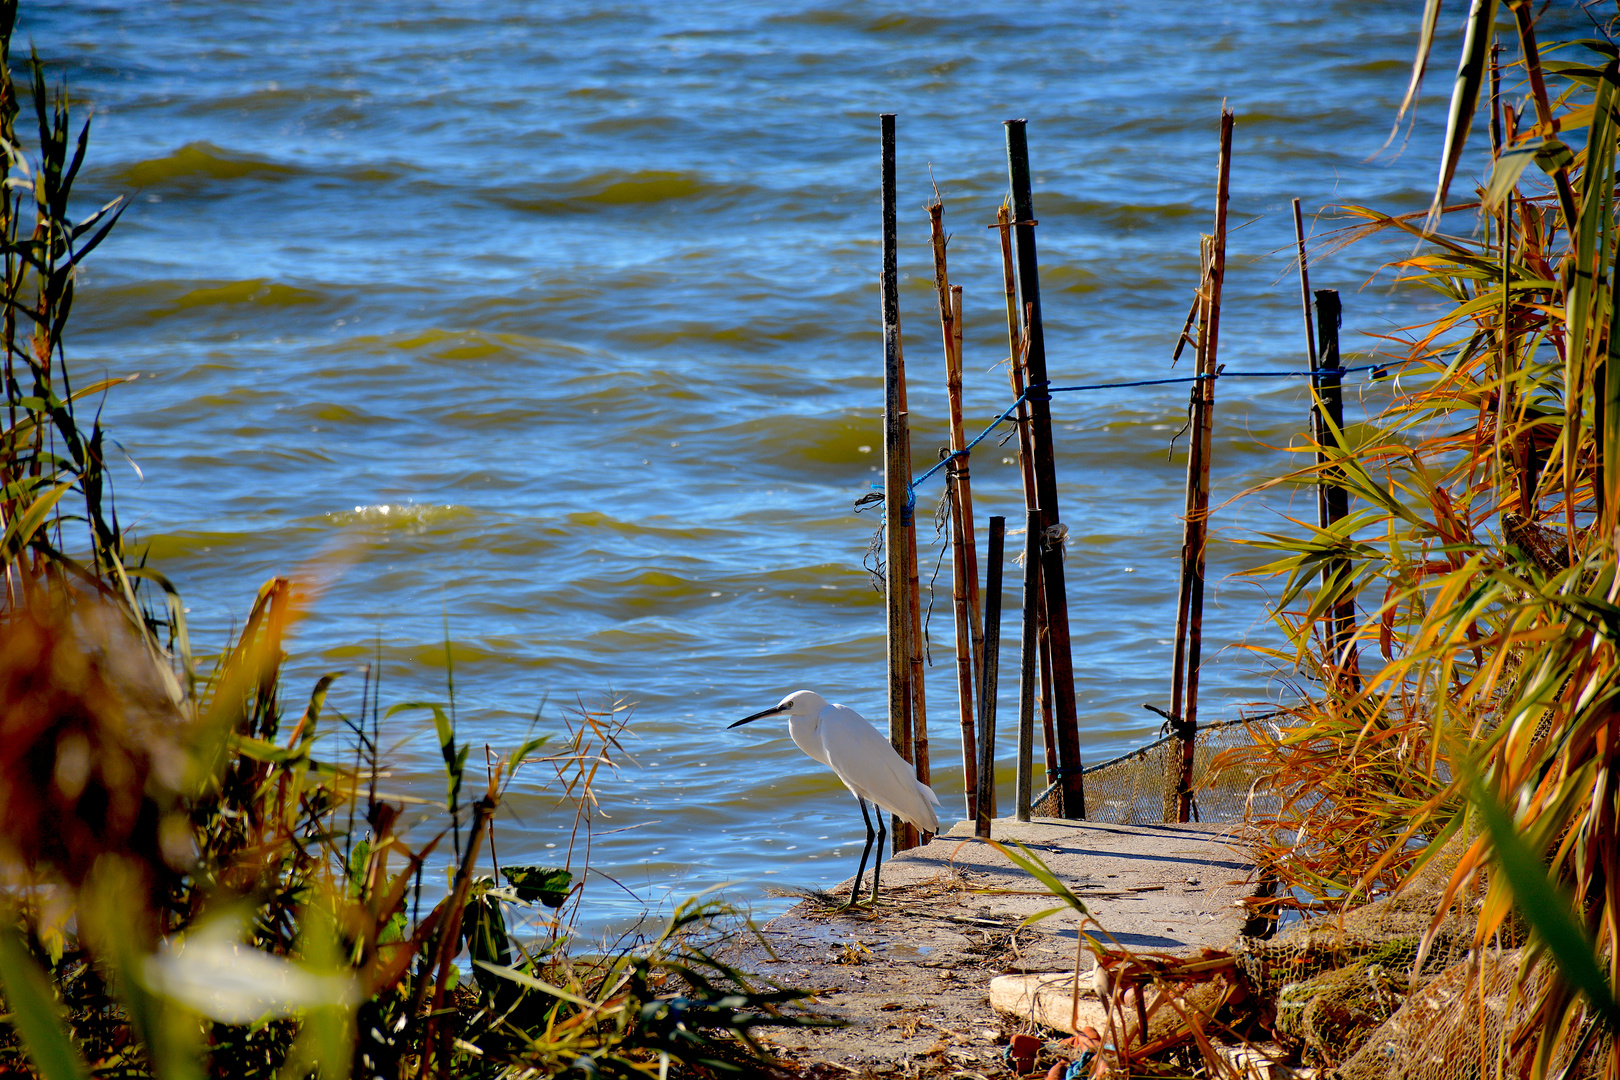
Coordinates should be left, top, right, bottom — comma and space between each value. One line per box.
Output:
728, 816, 1264, 1076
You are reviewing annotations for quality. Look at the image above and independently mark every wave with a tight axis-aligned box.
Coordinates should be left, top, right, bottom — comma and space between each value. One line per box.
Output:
1034, 195, 1203, 233
704, 411, 886, 479
332, 327, 599, 368
109, 141, 301, 188
763, 9, 952, 34
328, 503, 478, 531
165, 278, 323, 312
493, 169, 752, 214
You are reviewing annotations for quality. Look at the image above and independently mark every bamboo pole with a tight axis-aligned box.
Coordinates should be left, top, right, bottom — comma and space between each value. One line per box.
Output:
1037, 596, 1057, 784
953, 282, 984, 681
1166, 109, 1232, 824
1015, 507, 1040, 821
1005, 118, 1084, 819
1292, 198, 1328, 538
977, 515, 1005, 837
1313, 288, 1357, 675
904, 431, 928, 847
1166, 239, 1213, 822
929, 202, 980, 821
879, 114, 918, 853
995, 205, 1027, 472
899, 263, 927, 849
1179, 112, 1233, 823
995, 215, 1060, 790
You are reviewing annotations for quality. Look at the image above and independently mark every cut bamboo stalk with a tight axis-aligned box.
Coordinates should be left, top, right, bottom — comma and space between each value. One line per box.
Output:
1015, 507, 1040, 821
978, 515, 1005, 837
947, 464, 978, 820
1167, 109, 1232, 824
1166, 239, 1213, 823
996, 203, 1027, 448
879, 114, 918, 853
1179, 113, 1233, 822
1292, 198, 1328, 538
952, 282, 984, 678
1005, 118, 1084, 819
928, 201, 981, 821
900, 311, 928, 850
1292, 199, 1319, 369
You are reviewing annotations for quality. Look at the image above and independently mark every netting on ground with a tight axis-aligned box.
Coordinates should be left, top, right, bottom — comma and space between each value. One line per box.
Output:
1236, 833, 1608, 1077
1023, 719, 1612, 1077
1028, 715, 1272, 825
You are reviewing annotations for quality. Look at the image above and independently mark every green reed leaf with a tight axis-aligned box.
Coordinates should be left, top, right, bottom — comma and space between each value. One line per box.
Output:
1395, 0, 1446, 131
0, 479, 69, 561
0, 926, 90, 1080
1429, 0, 1498, 223
502, 866, 574, 908
1468, 771, 1620, 1035
1484, 145, 1536, 207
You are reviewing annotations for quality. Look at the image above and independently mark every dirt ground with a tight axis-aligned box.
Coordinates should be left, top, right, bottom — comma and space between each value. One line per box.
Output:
723, 817, 1265, 1078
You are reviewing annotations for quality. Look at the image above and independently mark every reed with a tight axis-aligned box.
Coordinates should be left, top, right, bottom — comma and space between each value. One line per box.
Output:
0, 0, 150, 638
1221, 13, 1620, 1073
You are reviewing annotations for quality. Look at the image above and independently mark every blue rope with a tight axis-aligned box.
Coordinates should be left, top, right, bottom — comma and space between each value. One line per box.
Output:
1045, 362, 1387, 394
885, 362, 1394, 511
907, 391, 1032, 499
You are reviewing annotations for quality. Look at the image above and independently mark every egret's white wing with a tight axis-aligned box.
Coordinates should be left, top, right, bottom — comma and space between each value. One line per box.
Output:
816, 703, 941, 832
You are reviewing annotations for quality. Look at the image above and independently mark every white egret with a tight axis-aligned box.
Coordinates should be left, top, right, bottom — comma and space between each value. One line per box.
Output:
730, 689, 942, 904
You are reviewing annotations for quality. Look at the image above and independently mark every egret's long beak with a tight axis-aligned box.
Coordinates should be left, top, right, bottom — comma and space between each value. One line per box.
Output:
730, 702, 790, 728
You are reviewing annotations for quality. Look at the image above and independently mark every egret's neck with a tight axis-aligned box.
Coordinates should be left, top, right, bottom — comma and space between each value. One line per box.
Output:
786, 712, 829, 768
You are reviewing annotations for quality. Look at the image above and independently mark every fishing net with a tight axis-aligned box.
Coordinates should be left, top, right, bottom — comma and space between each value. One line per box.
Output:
1235, 833, 1495, 1068
1025, 720, 1611, 1076
1236, 830, 1611, 1077
1029, 715, 1270, 825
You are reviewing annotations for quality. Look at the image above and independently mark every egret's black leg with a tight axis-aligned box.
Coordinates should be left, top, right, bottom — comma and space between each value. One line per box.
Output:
870, 812, 888, 903
850, 798, 878, 906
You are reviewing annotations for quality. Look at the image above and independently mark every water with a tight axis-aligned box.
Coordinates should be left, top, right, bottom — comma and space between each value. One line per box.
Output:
24, 1, 1571, 931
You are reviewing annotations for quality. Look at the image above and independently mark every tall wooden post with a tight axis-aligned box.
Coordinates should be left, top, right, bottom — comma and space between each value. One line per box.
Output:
1005, 119, 1084, 819
879, 114, 918, 852
1313, 288, 1356, 673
